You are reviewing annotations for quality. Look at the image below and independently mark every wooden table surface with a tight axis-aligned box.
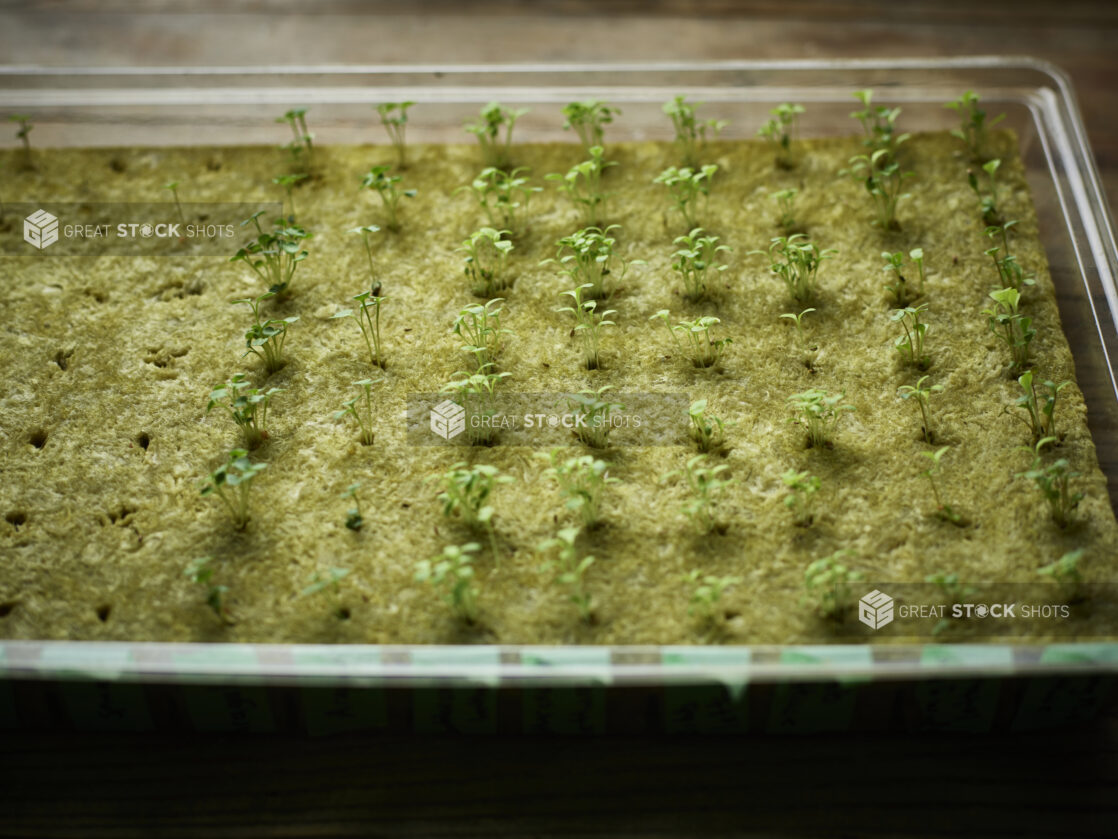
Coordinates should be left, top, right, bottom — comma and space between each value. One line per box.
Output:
2, 2, 1117, 837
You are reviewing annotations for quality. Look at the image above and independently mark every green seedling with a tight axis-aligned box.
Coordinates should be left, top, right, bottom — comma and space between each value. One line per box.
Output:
453, 298, 512, 370
206, 373, 283, 450
458, 166, 540, 235
1037, 548, 1085, 601
200, 448, 267, 530
164, 181, 186, 227
300, 567, 351, 619
753, 234, 836, 306
273, 173, 308, 221
435, 463, 512, 558
968, 158, 1003, 224
547, 145, 616, 227
1017, 437, 1083, 528
333, 288, 387, 368
946, 90, 1005, 161
984, 287, 1034, 370
541, 225, 638, 300
415, 543, 481, 623
780, 307, 819, 365
184, 557, 232, 625
661, 454, 733, 535
898, 375, 943, 444
882, 247, 926, 306
892, 303, 931, 369
927, 572, 976, 635
460, 226, 514, 298
376, 101, 415, 168
563, 386, 624, 449
340, 483, 364, 531
650, 311, 731, 368
850, 89, 908, 157
984, 221, 1035, 290
663, 95, 726, 168
231, 211, 311, 296
682, 569, 741, 626
802, 550, 862, 620
671, 227, 730, 302
562, 99, 620, 155
333, 378, 380, 446
558, 284, 617, 370
654, 164, 717, 230
539, 450, 618, 529
920, 446, 965, 526
9, 114, 32, 158
538, 526, 596, 623
234, 292, 298, 374
771, 188, 798, 230
440, 364, 511, 446
361, 165, 416, 232
840, 148, 913, 230
688, 399, 728, 453
348, 225, 382, 292
465, 101, 529, 170
758, 103, 805, 168
277, 108, 313, 168
782, 468, 821, 527
1007, 369, 1070, 444
788, 388, 855, 449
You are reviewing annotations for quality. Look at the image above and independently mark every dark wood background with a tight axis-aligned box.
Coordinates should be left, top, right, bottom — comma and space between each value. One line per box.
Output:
2, 1, 1117, 836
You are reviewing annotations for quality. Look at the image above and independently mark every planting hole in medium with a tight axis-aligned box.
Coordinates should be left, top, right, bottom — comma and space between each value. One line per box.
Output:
137, 432, 151, 450
95, 604, 111, 623
5, 511, 26, 530
28, 428, 47, 449
0, 602, 15, 618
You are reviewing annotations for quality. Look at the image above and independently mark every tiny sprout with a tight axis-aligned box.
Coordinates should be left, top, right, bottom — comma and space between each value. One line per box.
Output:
272, 172, 308, 221
849, 89, 909, 157
277, 108, 313, 168
460, 226, 514, 298
688, 399, 728, 453
465, 101, 529, 170
538, 526, 596, 623
780, 307, 818, 364
782, 468, 820, 526
9, 114, 32, 158
375, 101, 415, 168
439, 363, 510, 446
771, 187, 798, 231
184, 557, 232, 624
547, 145, 616, 227
231, 211, 311, 296
1017, 437, 1083, 528
661, 454, 734, 535
683, 569, 741, 625
415, 543, 480, 623
946, 91, 1005, 161
348, 223, 381, 287
968, 158, 1003, 225
671, 227, 730, 302
200, 448, 267, 530
654, 164, 717, 230
920, 446, 965, 526
453, 298, 512, 371
361, 165, 416, 232
235, 292, 298, 374
558, 283, 617, 370
881, 247, 927, 306
803, 550, 862, 619
435, 462, 513, 558
563, 386, 624, 449
663, 95, 726, 168
898, 375, 943, 444
984, 221, 1035, 290
758, 103, 805, 168
541, 225, 637, 300
562, 99, 620, 155
458, 166, 540, 234
332, 378, 380, 446
788, 388, 854, 449
164, 181, 186, 227
300, 567, 351, 619
539, 450, 618, 529
752, 234, 836, 306
340, 483, 363, 531
1037, 548, 1085, 601
984, 287, 1034, 370
649, 311, 731, 369
206, 373, 283, 449
1007, 369, 1070, 444
891, 303, 931, 369
840, 148, 913, 230
333, 288, 387, 368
